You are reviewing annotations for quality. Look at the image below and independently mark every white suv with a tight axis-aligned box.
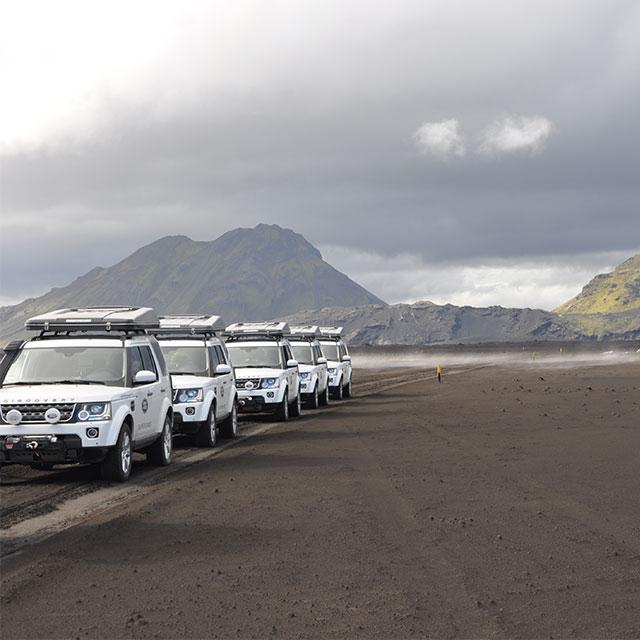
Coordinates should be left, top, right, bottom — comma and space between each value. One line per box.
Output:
155, 315, 238, 447
0, 307, 173, 482
319, 327, 353, 400
289, 325, 330, 409
225, 322, 302, 421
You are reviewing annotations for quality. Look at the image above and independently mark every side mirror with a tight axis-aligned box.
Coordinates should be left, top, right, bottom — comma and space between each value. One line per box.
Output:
341, 355, 351, 362
215, 363, 231, 375
134, 370, 156, 385
287, 359, 299, 368
317, 357, 327, 365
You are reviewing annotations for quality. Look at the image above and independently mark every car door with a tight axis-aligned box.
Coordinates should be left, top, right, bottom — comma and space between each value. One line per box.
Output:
283, 343, 297, 400
139, 345, 164, 440
214, 343, 234, 418
314, 343, 328, 391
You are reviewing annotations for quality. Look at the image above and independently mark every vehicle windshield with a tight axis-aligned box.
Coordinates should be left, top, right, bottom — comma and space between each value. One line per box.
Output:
3, 346, 125, 387
320, 342, 339, 361
161, 346, 208, 376
227, 344, 282, 369
290, 343, 314, 365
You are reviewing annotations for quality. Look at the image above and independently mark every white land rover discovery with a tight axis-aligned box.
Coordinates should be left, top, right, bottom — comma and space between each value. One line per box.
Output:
289, 325, 330, 409
0, 307, 173, 482
155, 315, 238, 447
319, 327, 353, 400
224, 322, 302, 421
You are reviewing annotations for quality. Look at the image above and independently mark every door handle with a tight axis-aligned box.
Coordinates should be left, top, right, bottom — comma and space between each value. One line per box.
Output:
147, 392, 154, 397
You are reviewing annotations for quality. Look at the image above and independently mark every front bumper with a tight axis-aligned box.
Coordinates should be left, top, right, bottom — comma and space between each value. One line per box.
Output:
172, 402, 208, 431
0, 434, 107, 465
237, 388, 283, 413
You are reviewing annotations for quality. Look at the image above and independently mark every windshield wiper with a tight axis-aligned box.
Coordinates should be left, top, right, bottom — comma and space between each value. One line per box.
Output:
52, 379, 108, 385
171, 372, 201, 376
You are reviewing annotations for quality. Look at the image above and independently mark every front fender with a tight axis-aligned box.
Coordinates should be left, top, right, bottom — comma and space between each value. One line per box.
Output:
107, 405, 134, 447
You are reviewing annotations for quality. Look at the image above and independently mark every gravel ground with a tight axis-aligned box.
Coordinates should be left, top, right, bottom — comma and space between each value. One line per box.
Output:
1, 363, 639, 639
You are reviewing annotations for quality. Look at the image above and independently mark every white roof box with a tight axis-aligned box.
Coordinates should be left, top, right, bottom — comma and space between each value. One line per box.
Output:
25, 307, 159, 332
225, 322, 290, 337
319, 326, 344, 338
289, 325, 321, 338
158, 315, 225, 334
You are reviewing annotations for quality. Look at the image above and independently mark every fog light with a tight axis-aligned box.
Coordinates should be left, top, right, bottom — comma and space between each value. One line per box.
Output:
185, 407, 196, 416
267, 392, 274, 398
86, 427, 99, 438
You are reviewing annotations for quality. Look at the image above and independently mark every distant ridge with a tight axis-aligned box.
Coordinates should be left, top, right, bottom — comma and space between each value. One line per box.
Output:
0, 224, 384, 344
555, 254, 640, 314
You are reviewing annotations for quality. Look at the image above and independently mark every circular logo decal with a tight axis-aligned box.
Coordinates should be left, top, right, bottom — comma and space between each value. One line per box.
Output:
5, 409, 22, 426
244, 381, 254, 390
141, 398, 149, 413
45, 407, 62, 424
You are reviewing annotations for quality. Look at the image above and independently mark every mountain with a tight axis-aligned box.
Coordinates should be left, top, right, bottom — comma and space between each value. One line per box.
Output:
555, 254, 640, 314
282, 302, 640, 346
0, 224, 383, 344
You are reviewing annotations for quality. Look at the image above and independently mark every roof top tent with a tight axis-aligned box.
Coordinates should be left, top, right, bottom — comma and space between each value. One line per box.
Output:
224, 321, 290, 341
25, 307, 160, 335
319, 326, 344, 339
155, 315, 225, 338
289, 325, 321, 340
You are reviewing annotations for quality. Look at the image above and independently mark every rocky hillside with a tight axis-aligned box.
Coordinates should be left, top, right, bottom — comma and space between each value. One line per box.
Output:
555, 254, 640, 314
0, 224, 383, 344
283, 302, 640, 346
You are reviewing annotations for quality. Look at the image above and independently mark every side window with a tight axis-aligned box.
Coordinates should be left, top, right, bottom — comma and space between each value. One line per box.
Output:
209, 347, 221, 372
214, 345, 226, 365
149, 338, 168, 377
140, 346, 158, 380
128, 347, 145, 385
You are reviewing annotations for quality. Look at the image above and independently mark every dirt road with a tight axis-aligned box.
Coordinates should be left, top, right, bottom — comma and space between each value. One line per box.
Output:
1, 364, 639, 638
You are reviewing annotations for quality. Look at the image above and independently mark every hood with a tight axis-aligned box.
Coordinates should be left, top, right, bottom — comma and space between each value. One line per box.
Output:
170, 374, 212, 389
0, 384, 130, 404
325, 360, 340, 368
234, 367, 284, 379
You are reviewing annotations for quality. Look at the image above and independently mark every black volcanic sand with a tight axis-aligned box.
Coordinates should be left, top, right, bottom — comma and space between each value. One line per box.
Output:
1, 363, 640, 639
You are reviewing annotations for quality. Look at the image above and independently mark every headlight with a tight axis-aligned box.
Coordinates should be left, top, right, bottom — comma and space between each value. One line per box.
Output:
261, 377, 280, 389
176, 388, 204, 403
299, 372, 310, 380
78, 402, 111, 421
328, 368, 337, 374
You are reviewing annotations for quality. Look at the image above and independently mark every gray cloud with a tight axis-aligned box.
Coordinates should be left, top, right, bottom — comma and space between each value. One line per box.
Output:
1, 0, 639, 307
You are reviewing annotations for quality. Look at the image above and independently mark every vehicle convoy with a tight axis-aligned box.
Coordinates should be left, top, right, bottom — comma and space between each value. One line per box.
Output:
288, 325, 330, 409
154, 315, 238, 447
319, 326, 353, 400
0, 307, 173, 482
224, 322, 302, 421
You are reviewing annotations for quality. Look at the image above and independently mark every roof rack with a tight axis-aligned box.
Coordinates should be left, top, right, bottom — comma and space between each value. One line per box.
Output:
319, 326, 344, 338
155, 315, 225, 336
224, 322, 290, 339
289, 325, 321, 338
25, 307, 159, 334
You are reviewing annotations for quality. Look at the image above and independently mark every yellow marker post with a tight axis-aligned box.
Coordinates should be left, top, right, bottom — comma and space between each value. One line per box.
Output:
436, 364, 444, 383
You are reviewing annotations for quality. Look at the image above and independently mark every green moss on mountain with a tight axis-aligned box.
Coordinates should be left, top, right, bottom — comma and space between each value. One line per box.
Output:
555, 255, 640, 314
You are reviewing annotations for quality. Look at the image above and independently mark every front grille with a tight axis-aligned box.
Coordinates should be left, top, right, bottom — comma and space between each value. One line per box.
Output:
236, 378, 261, 390
1, 403, 76, 424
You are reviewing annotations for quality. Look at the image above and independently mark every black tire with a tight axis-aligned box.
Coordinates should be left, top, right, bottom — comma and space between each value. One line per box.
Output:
275, 392, 289, 422
332, 378, 344, 400
343, 377, 353, 398
219, 401, 238, 439
319, 383, 330, 406
307, 384, 319, 409
290, 389, 302, 418
147, 414, 173, 466
101, 423, 132, 482
196, 404, 217, 447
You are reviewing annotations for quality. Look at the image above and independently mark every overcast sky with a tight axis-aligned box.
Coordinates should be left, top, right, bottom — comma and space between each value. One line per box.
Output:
1, 0, 639, 309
